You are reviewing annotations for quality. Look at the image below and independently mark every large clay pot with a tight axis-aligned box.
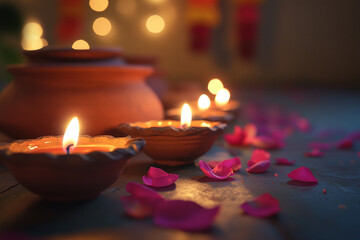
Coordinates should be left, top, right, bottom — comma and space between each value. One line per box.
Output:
0, 48, 164, 139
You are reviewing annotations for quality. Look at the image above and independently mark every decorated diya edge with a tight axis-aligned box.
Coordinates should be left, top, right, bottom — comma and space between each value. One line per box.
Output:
117, 120, 227, 137
0, 135, 145, 168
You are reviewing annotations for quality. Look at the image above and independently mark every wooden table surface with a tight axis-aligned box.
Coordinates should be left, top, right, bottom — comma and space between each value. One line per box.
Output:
0, 89, 359, 240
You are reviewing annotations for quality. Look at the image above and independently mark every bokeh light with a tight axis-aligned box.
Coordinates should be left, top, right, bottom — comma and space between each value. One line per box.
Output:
208, 78, 224, 95
89, 0, 109, 12
72, 40, 90, 50
93, 17, 112, 36
23, 22, 43, 38
215, 88, 231, 107
146, 15, 165, 34
198, 94, 211, 111
22, 21, 45, 50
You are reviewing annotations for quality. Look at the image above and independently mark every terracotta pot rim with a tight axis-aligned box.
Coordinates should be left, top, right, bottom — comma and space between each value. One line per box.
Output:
23, 47, 123, 62
0, 135, 145, 168
117, 120, 226, 137
6, 64, 153, 74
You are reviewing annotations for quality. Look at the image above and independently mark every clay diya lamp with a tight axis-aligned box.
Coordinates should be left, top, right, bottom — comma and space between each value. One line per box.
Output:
207, 79, 242, 114
0, 117, 145, 202
166, 94, 235, 123
115, 104, 226, 166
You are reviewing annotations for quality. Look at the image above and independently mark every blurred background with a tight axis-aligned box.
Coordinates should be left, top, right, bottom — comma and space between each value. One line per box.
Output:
0, 0, 359, 88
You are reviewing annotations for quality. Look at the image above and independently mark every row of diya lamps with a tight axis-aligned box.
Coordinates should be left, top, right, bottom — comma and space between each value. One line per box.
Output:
0, 48, 240, 202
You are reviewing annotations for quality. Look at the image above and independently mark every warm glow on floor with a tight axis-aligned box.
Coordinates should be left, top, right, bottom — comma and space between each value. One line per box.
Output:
93, 17, 112, 36
146, 15, 165, 33
89, 0, 109, 12
72, 40, 90, 50
208, 78, 224, 95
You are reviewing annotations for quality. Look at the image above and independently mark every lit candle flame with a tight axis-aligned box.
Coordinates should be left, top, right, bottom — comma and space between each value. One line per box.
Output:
215, 88, 230, 107
62, 117, 80, 154
180, 103, 192, 128
198, 94, 211, 111
208, 78, 224, 95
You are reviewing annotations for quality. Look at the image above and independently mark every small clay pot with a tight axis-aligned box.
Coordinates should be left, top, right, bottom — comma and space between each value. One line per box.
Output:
0, 48, 164, 139
114, 120, 226, 166
0, 135, 145, 202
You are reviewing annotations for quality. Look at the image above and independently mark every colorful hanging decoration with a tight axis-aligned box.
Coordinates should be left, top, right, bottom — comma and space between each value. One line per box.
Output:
187, 0, 220, 52
56, 0, 85, 44
234, 0, 263, 60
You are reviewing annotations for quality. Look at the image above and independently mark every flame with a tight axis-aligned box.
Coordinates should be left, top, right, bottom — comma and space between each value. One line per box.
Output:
62, 117, 80, 154
208, 78, 224, 95
215, 88, 230, 107
180, 103, 192, 128
198, 94, 211, 111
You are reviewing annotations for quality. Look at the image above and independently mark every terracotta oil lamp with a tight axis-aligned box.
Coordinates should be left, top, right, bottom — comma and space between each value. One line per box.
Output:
114, 104, 226, 166
166, 94, 235, 123
0, 48, 164, 139
0, 117, 145, 202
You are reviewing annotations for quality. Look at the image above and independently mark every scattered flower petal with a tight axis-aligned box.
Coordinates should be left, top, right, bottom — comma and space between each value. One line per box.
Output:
304, 149, 324, 157
199, 161, 234, 179
247, 161, 271, 173
274, 173, 278, 177
276, 158, 295, 166
323, 188, 327, 194
224, 124, 257, 146
287, 167, 318, 183
247, 149, 271, 173
336, 139, 353, 150
121, 182, 164, 219
154, 200, 220, 231
240, 193, 280, 218
208, 157, 241, 171
143, 167, 179, 187
252, 136, 285, 150
296, 117, 311, 132
248, 149, 270, 167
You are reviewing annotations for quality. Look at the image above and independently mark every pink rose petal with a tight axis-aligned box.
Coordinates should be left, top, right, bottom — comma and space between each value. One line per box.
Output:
208, 157, 241, 171
224, 126, 244, 146
143, 167, 179, 187
304, 149, 324, 157
296, 117, 311, 132
247, 161, 271, 173
287, 167, 318, 183
121, 182, 164, 219
246, 149, 271, 173
224, 124, 257, 146
199, 160, 234, 179
154, 200, 220, 231
252, 136, 284, 150
248, 149, 270, 167
337, 139, 353, 150
240, 193, 280, 218
276, 158, 295, 166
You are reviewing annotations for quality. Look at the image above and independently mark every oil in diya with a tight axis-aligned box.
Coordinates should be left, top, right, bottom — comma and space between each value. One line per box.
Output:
26, 118, 116, 154
116, 103, 226, 166
0, 117, 145, 202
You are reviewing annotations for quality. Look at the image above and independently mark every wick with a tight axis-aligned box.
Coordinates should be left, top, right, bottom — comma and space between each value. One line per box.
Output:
66, 144, 74, 154
180, 124, 188, 129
